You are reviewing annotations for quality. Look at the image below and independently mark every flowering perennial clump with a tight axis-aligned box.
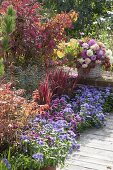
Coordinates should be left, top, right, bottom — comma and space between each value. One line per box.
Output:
0, 81, 112, 170
77, 38, 113, 70
56, 38, 113, 71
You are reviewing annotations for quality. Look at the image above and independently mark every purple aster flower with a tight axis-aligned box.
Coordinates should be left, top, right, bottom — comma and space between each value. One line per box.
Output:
97, 49, 105, 57
33, 117, 40, 122
79, 40, 84, 45
68, 130, 76, 137
20, 135, 30, 142
63, 107, 74, 113
76, 114, 82, 122
58, 134, 69, 140
83, 103, 89, 108
66, 104, 72, 108
81, 49, 88, 59
97, 113, 105, 121
91, 55, 96, 61
68, 147, 73, 154
88, 39, 96, 46
36, 139, 45, 146
32, 153, 43, 161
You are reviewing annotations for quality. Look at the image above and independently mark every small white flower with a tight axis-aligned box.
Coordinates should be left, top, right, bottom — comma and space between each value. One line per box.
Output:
107, 27, 111, 30
93, 21, 98, 25
100, 17, 106, 22
82, 64, 88, 68
86, 49, 93, 57
82, 43, 89, 49
78, 58, 84, 64
106, 49, 112, 57
107, 11, 113, 15
110, 57, 113, 64
8, 124, 13, 128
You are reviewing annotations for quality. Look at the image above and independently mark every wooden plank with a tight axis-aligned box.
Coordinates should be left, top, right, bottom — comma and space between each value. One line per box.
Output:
80, 146, 113, 159
65, 160, 113, 170
80, 139, 113, 151
80, 134, 113, 142
70, 155, 113, 167
72, 151, 113, 162
82, 129, 113, 138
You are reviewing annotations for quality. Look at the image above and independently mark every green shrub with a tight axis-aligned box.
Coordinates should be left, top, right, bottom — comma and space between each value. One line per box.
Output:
41, 0, 113, 37
103, 93, 113, 113
0, 59, 4, 76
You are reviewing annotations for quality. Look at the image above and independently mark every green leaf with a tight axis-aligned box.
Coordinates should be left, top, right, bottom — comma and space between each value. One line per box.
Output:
2, 36, 9, 51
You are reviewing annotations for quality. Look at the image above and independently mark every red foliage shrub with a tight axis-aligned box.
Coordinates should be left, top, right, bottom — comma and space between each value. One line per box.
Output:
0, 81, 49, 150
0, 82, 26, 147
0, 0, 78, 67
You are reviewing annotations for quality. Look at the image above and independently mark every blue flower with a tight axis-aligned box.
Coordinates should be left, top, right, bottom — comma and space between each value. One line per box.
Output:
32, 153, 43, 161
36, 139, 45, 146
63, 107, 74, 113
2, 158, 11, 170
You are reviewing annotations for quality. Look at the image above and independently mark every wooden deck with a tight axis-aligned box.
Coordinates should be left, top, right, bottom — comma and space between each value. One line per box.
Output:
57, 115, 113, 170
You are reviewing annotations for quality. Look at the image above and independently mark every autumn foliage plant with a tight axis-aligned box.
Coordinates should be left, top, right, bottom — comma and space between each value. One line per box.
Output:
0, 82, 26, 150
0, 81, 48, 151
0, 0, 78, 70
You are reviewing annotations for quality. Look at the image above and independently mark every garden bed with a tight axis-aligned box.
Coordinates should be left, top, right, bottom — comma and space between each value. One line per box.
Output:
0, 0, 113, 169
1, 73, 113, 170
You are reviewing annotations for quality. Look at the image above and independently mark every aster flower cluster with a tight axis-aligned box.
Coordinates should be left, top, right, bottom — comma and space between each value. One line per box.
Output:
17, 113, 80, 169
72, 86, 111, 128
49, 86, 111, 130
77, 38, 113, 70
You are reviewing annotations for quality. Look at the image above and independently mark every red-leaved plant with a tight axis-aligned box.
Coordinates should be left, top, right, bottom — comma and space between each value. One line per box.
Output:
0, 82, 26, 150
48, 69, 77, 97
32, 69, 77, 106
33, 77, 52, 105
0, 0, 78, 68
0, 81, 50, 152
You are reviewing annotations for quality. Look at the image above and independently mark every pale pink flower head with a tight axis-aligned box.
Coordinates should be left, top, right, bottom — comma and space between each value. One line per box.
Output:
95, 60, 101, 64
98, 42, 105, 48
82, 43, 89, 49
85, 58, 91, 64
90, 44, 99, 51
